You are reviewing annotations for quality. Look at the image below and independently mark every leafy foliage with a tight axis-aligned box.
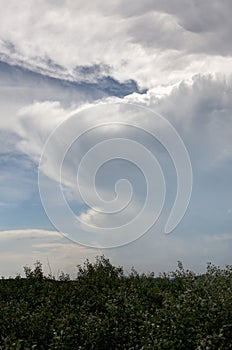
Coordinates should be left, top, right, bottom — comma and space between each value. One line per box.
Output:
0, 257, 231, 349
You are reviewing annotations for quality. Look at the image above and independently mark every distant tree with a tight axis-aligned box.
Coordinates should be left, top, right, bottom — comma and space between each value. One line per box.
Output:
24, 260, 44, 280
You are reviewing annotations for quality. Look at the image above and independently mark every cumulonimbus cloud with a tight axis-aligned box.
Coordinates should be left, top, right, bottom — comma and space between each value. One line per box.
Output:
0, 0, 232, 88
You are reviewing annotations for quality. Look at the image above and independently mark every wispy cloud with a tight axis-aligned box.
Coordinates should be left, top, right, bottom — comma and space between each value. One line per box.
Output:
0, 229, 62, 240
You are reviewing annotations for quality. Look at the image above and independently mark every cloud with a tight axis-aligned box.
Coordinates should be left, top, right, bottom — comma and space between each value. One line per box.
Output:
123, 74, 232, 170
0, 227, 231, 278
0, 60, 141, 215
9, 74, 231, 243
15, 73, 232, 176
0, 1, 232, 88
153, 75, 232, 170
0, 228, 101, 277
110, 0, 232, 55
0, 229, 62, 240
0, 1, 232, 275
210, 233, 232, 241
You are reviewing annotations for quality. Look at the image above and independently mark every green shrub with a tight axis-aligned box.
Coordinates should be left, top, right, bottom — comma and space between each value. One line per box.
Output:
0, 257, 231, 349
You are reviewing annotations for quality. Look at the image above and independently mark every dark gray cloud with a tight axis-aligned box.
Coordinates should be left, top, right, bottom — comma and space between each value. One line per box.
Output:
117, 0, 232, 56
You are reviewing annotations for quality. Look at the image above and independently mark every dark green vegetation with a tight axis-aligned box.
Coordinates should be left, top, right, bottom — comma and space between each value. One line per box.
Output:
0, 257, 231, 349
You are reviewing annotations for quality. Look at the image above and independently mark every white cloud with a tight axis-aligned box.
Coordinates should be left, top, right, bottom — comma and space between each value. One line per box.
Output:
209, 233, 232, 241
0, 1, 232, 88
15, 101, 69, 161
0, 228, 102, 277
0, 228, 93, 276
6, 74, 230, 248
0, 229, 62, 240
14, 73, 232, 185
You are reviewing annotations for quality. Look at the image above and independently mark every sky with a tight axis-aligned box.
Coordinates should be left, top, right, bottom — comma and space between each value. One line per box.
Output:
0, 0, 232, 277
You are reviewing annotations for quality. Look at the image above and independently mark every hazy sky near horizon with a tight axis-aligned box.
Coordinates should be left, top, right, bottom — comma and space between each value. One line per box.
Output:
0, 0, 232, 277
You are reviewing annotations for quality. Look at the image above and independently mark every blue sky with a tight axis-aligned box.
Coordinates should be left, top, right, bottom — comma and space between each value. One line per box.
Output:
0, 0, 232, 277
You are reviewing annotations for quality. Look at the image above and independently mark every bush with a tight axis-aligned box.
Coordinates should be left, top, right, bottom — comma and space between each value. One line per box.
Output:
0, 257, 231, 349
